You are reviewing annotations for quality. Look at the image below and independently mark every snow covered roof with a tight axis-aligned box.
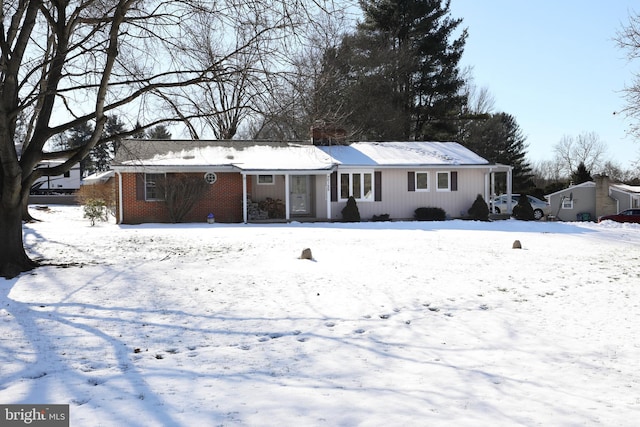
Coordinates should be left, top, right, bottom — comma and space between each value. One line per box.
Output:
113, 140, 336, 173
82, 170, 115, 185
545, 181, 595, 198
113, 139, 494, 173
611, 183, 640, 194
546, 181, 640, 198
318, 141, 489, 166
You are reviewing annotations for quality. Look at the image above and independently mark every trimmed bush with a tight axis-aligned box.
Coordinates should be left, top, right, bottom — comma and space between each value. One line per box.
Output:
371, 213, 390, 222
512, 194, 535, 220
341, 196, 361, 222
414, 207, 446, 221
468, 194, 490, 221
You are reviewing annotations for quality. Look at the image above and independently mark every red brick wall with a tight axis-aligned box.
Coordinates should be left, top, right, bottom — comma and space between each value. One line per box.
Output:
117, 172, 250, 224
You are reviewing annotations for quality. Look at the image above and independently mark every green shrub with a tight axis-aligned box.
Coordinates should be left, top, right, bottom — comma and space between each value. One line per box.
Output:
341, 196, 361, 222
371, 214, 390, 222
414, 207, 446, 221
83, 198, 108, 226
468, 194, 490, 221
512, 194, 535, 220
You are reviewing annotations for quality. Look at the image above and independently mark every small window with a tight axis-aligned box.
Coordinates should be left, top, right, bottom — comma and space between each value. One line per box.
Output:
258, 174, 274, 185
145, 173, 165, 201
415, 172, 429, 191
562, 197, 573, 209
204, 172, 217, 184
63, 171, 70, 178
436, 171, 450, 191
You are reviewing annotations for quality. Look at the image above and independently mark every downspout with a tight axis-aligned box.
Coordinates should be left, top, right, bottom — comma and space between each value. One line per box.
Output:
242, 173, 248, 223
116, 171, 123, 224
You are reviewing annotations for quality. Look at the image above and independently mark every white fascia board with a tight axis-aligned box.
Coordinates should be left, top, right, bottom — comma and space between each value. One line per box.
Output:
111, 165, 236, 173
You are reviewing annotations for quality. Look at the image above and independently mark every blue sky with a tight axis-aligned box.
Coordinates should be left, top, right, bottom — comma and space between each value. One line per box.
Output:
448, 1, 640, 169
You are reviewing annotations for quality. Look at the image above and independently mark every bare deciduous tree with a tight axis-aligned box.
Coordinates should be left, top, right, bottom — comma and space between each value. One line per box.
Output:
162, 174, 209, 223
0, 0, 333, 278
553, 132, 608, 177
616, 12, 640, 140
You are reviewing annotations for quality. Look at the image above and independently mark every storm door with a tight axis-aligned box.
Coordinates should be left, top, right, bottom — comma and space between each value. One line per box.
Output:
290, 175, 310, 215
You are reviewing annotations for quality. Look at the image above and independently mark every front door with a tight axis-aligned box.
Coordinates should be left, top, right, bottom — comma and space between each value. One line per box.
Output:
290, 175, 310, 215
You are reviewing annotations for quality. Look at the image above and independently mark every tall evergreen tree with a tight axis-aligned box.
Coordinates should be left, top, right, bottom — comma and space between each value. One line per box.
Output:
65, 123, 95, 177
462, 112, 533, 192
94, 115, 127, 172
571, 161, 593, 184
317, 0, 467, 141
147, 124, 172, 140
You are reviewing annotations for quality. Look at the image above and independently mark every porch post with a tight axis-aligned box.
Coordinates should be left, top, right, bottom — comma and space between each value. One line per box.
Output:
484, 171, 490, 208
492, 171, 496, 199
506, 167, 513, 213
326, 173, 332, 221
285, 173, 290, 221
242, 174, 248, 223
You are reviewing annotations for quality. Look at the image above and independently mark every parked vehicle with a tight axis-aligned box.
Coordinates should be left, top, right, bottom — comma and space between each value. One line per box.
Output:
598, 209, 640, 224
491, 194, 550, 220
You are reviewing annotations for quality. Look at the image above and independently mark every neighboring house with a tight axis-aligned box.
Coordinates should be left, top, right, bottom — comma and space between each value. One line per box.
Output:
82, 170, 115, 186
546, 181, 596, 221
546, 175, 640, 221
111, 139, 512, 224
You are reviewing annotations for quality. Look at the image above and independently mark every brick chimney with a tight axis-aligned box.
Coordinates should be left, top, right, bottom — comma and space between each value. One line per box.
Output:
595, 175, 617, 218
311, 122, 347, 146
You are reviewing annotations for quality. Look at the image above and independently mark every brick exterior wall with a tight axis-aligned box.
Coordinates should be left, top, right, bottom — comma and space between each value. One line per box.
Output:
116, 172, 250, 224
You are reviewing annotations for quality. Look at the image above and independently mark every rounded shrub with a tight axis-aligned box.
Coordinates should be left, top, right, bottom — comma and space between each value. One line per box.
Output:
512, 194, 535, 221
341, 196, 361, 222
414, 207, 446, 221
468, 194, 490, 221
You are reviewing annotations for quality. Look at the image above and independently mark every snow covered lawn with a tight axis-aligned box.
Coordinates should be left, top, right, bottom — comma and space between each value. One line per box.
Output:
2, 205, 640, 426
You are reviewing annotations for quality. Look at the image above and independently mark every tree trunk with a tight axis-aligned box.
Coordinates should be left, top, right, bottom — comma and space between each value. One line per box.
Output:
0, 202, 38, 279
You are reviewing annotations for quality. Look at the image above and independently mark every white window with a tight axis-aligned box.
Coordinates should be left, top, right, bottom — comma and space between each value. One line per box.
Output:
415, 172, 429, 191
436, 171, 450, 191
145, 173, 165, 201
632, 196, 640, 209
258, 175, 274, 185
562, 197, 573, 209
340, 171, 374, 201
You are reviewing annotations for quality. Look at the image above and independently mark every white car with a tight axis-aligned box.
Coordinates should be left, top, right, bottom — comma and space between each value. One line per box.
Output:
491, 194, 550, 220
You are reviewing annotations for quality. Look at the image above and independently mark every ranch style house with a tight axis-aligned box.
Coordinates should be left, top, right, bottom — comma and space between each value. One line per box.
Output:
110, 138, 513, 224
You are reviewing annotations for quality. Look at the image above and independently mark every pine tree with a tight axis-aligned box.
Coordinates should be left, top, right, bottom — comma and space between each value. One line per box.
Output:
318, 0, 467, 141
462, 112, 533, 192
571, 161, 593, 184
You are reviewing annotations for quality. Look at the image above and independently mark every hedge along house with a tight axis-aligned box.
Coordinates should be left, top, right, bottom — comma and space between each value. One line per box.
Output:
111, 139, 512, 224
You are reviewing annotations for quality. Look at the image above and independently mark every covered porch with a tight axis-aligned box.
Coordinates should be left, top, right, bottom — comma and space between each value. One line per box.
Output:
241, 171, 335, 223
